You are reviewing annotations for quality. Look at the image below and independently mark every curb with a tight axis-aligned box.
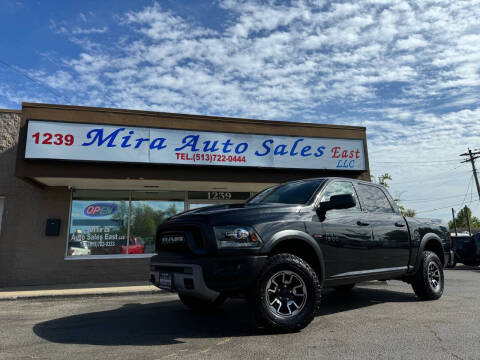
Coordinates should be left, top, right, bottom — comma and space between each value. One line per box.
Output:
0, 288, 171, 301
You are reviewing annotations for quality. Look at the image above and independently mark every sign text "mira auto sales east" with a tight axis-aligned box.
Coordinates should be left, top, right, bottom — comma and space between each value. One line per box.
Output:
25, 120, 366, 171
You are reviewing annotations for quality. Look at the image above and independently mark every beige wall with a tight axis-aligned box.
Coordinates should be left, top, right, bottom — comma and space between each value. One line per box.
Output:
1, 110, 150, 287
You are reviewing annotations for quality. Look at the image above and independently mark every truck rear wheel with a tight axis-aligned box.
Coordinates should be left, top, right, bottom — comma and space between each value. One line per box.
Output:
411, 251, 444, 300
250, 253, 321, 332
178, 293, 225, 312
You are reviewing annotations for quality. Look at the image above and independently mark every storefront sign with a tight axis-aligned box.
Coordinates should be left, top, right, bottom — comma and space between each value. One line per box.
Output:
84, 203, 118, 217
25, 120, 366, 170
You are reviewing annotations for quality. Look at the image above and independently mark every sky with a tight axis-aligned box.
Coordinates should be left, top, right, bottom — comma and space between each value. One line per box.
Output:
1, 0, 480, 223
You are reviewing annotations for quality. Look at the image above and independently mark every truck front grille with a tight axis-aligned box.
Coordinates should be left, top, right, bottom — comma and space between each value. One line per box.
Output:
156, 225, 205, 253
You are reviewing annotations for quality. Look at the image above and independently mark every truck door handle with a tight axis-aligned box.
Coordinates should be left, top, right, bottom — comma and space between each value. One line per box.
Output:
395, 222, 405, 227
357, 221, 369, 226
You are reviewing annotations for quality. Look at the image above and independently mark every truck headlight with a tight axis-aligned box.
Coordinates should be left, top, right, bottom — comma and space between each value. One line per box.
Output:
214, 226, 262, 249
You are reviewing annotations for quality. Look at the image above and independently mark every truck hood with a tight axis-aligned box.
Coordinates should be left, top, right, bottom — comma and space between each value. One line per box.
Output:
166, 203, 303, 225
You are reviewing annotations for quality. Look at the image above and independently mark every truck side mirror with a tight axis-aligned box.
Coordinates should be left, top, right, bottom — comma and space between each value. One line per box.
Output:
317, 194, 356, 221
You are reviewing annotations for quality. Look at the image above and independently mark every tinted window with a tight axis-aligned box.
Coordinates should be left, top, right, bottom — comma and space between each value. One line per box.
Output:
357, 184, 394, 213
320, 181, 361, 211
248, 180, 324, 205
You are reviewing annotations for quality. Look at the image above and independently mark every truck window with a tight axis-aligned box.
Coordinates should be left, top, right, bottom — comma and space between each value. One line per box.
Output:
320, 181, 361, 211
356, 184, 394, 213
248, 179, 324, 205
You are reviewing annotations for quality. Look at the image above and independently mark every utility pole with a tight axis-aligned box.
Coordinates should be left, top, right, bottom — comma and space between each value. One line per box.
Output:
460, 148, 480, 201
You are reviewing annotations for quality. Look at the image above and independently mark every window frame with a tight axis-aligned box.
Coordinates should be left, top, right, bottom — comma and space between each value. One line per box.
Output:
315, 180, 363, 212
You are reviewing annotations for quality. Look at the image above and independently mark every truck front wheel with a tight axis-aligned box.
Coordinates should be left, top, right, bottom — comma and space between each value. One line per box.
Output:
178, 293, 225, 312
250, 253, 321, 332
411, 251, 444, 300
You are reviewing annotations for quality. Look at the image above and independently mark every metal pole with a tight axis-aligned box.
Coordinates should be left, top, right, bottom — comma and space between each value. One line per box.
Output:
465, 205, 472, 236
468, 149, 480, 201
452, 208, 458, 236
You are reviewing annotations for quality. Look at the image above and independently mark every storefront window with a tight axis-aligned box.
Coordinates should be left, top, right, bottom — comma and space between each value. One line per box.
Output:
67, 190, 184, 258
68, 190, 129, 257
67, 189, 254, 258
189, 203, 215, 210
130, 191, 184, 254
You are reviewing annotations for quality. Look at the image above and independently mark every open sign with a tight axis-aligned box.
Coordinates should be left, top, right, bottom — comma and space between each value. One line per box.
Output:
84, 203, 118, 217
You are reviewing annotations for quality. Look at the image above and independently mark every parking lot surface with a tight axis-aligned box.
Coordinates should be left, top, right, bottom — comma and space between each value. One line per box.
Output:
1, 266, 479, 360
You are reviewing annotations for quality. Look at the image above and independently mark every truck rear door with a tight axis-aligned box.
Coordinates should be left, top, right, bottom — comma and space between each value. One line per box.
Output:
354, 183, 410, 271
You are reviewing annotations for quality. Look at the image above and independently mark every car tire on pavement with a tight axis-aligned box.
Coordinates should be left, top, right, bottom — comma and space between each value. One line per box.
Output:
250, 253, 321, 332
178, 293, 226, 311
411, 251, 444, 300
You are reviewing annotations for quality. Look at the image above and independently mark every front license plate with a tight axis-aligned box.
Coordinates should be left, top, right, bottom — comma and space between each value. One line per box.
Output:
158, 272, 173, 290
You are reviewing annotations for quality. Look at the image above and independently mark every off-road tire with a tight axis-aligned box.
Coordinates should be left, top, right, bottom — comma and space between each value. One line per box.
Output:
250, 253, 321, 332
333, 284, 355, 294
178, 293, 226, 312
411, 251, 444, 300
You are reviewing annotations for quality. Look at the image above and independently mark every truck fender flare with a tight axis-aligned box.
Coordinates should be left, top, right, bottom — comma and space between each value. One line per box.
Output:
262, 230, 326, 285
413, 234, 444, 273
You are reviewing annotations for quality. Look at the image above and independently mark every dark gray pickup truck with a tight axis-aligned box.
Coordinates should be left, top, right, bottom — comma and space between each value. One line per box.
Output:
150, 177, 450, 331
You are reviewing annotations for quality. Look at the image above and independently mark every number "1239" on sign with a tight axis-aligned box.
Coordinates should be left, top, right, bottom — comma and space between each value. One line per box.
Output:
32, 132, 74, 146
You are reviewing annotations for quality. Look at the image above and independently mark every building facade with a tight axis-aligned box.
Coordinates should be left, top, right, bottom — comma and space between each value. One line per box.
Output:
0, 103, 370, 287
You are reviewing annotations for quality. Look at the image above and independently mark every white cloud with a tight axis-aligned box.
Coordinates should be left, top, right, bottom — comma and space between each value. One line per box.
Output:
72, 26, 108, 35
3, 0, 480, 221
396, 35, 428, 50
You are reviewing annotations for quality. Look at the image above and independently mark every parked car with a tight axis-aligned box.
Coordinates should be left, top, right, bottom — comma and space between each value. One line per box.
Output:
67, 241, 91, 256
122, 237, 145, 254
449, 233, 480, 267
150, 177, 450, 332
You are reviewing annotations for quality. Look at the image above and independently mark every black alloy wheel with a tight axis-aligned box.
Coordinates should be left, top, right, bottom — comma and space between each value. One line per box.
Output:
250, 253, 321, 332
411, 251, 444, 300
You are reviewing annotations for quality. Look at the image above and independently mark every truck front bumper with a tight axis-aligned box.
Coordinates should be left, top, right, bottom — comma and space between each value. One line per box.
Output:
150, 263, 220, 300
150, 254, 268, 301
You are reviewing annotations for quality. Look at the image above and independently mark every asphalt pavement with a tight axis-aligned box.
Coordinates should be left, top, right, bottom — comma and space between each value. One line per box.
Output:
1, 266, 479, 360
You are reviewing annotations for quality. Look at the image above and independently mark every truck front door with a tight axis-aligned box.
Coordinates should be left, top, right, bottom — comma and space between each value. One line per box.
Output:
307, 180, 373, 279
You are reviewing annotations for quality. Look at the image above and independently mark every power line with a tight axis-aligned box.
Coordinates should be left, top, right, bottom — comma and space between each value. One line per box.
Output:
461, 174, 474, 206
384, 169, 471, 187
401, 193, 471, 203
460, 148, 480, 201
373, 159, 459, 164
0, 58, 67, 102
416, 199, 480, 214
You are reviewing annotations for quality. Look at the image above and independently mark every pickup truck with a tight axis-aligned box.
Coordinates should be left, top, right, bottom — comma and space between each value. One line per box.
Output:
449, 233, 480, 267
150, 177, 449, 331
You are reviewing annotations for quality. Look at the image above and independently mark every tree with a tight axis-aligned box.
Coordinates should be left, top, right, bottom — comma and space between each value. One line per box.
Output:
371, 173, 392, 188
403, 209, 416, 218
448, 206, 480, 229
371, 173, 415, 217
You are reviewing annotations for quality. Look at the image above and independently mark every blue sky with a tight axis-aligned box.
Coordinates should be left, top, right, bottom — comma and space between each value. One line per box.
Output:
1, 0, 480, 223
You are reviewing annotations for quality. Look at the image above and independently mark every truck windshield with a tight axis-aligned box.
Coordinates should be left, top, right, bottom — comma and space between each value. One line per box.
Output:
248, 179, 325, 205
